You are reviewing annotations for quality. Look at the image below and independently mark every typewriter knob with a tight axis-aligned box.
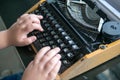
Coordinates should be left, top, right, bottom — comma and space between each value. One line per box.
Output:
102, 21, 120, 43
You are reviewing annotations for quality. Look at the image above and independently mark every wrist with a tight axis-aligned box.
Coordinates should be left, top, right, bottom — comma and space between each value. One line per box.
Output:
5, 30, 12, 47
0, 30, 11, 49
6, 29, 14, 46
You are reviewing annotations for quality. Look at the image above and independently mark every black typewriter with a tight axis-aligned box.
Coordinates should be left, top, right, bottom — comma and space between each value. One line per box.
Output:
29, 2, 86, 73
27, 0, 120, 74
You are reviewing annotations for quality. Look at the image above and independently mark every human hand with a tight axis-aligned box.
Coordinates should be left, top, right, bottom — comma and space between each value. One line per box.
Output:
7, 14, 43, 46
22, 46, 61, 80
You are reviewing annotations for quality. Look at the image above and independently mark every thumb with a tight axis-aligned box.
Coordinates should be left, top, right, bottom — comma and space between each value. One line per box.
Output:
23, 36, 37, 45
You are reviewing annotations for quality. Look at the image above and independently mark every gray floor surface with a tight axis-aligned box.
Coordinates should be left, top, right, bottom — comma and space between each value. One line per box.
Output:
0, 16, 24, 78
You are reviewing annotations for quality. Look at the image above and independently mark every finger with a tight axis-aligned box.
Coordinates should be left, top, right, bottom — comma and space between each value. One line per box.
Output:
30, 14, 43, 19
22, 19, 44, 32
22, 36, 37, 45
32, 14, 43, 22
23, 23, 43, 35
44, 54, 61, 74
32, 23, 44, 32
40, 47, 60, 67
36, 15, 43, 20
29, 14, 40, 24
18, 14, 42, 25
26, 60, 34, 70
34, 46, 51, 64
47, 61, 61, 80
28, 14, 43, 24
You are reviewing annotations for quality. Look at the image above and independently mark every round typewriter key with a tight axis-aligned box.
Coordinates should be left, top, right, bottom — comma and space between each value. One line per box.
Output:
43, 33, 49, 36
43, 9, 49, 14
39, 6, 46, 11
55, 24, 61, 28
51, 20, 57, 25
65, 36, 71, 40
60, 53, 66, 59
60, 43, 66, 48
48, 16, 54, 21
63, 48, 69, 53
46, 37, 52, 41
47, 27, 52, 31
42, 20, 47, 24
37, 33, 43, 38
49, 41, 54, 45
67, 52, 74, 58
50, 31, 56, 35
52, 45, 57, 48
44, 23, 50, 28
72, 45, 79, 50
57, 39, 63, 43
34, 9, 39, 14
42, 42, 49, 46
61, 32, 67, 36
46, 13, 52, 18
62, 59, 71, 65
54, 35, 59, 39
58, 27, 64, 32
68, 40, 75, 45
39, 38, 46, 42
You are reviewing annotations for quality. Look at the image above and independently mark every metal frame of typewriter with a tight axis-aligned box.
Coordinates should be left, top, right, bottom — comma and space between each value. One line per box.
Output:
26, 0, 120, 80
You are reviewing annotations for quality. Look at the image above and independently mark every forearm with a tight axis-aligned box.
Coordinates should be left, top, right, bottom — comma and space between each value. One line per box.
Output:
0, 30, 10, 49
0, 14, 43, 49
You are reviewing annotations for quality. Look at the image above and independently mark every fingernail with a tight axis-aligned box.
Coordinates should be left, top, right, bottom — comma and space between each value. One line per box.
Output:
45, 46, 51, 49
32, 36, 37, 41
55, 47, 60, 51
39, 26, 44, 31
41, 28, 44, 31
38, 15, 43, 19
58, 61, 61, 65
57, 54, 61, 59
40, 16, 43, 19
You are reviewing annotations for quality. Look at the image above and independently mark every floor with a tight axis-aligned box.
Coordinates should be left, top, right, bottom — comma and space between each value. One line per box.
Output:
0, 0, 38, 78
0, 0, 30, 28
0, 16, 24, 78
0, 0, 39, 78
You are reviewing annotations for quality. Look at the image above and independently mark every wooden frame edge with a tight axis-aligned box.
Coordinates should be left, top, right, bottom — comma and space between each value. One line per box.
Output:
26, 0, 46, 13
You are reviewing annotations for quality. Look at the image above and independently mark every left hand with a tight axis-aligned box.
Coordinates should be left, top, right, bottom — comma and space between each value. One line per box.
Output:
7, 14, 43, 46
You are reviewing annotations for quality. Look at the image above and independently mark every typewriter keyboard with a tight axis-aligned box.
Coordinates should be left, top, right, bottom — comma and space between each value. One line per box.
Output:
29, 2, 84, 73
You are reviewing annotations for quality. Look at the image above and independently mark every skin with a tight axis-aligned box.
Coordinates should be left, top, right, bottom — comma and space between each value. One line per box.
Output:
0, 14, 43, 49
22, 47, 61, 80
0, 14, 61, 80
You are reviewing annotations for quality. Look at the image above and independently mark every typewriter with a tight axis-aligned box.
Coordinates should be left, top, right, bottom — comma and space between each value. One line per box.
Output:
26, 0, 120, 79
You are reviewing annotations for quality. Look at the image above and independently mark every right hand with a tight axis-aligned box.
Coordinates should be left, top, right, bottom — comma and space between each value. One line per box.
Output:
22, 46, 61, 80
